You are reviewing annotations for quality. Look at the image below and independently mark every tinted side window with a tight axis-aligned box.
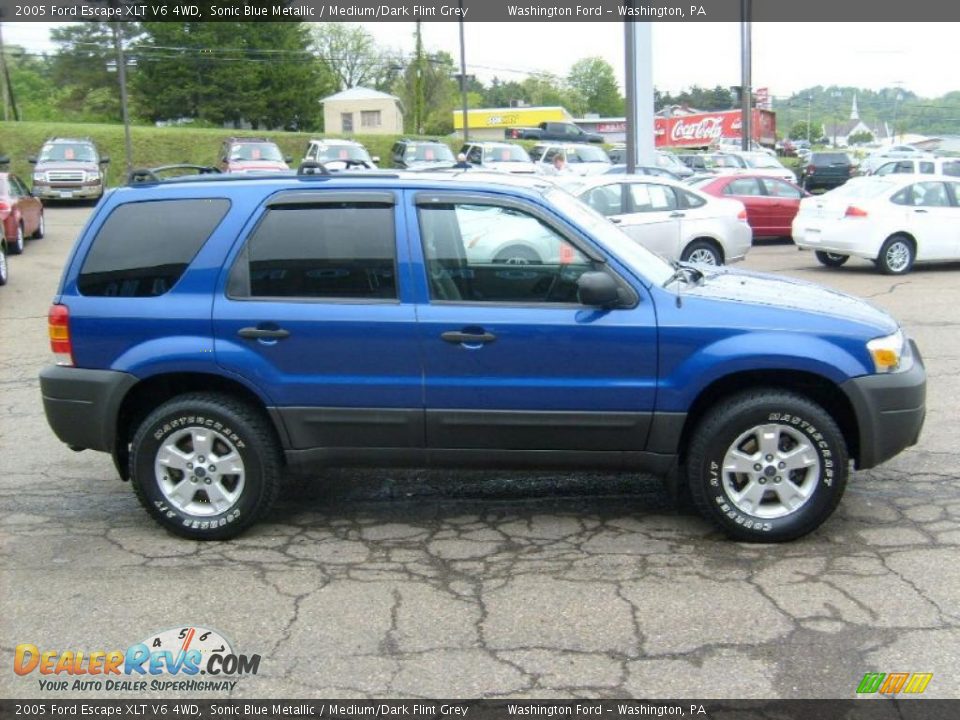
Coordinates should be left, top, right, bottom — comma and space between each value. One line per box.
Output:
78, 199, 229, 297
242, 203, 396, 300
724, 177, 764, 196
763, 179, 802, 199
943, 161, 960, 178
418, 203, 599, 305
581, 184, 623, 217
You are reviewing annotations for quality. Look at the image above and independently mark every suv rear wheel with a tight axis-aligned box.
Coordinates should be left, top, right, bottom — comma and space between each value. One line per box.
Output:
686, 390, 848, 542
129, 393, 282, 540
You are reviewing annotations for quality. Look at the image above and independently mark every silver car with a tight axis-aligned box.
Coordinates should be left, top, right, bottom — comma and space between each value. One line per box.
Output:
562, 175, 753, 265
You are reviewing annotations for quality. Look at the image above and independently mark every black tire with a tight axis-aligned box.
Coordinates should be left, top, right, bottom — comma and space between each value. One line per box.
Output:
9, 222, 24, 255
681, 239, 723, 266
686, 390, 848, 542
129, 393, 282, 540
877, 234, 915, 275
494, 245, 541, 265
0, 241, 8, 286
32, 212, 45, 239
815, 251, 849, 268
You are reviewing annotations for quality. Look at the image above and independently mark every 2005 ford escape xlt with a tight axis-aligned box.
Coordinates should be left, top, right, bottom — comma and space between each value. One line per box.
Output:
39, 168, 925, 542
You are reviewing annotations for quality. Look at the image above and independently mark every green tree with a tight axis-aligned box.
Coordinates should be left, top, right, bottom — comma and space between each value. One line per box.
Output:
567, 57, 623, 116
393, 51, 457, 135
847, 130, 873, 145
50, 22, 143, 122
788, 120, 819, 140
3, 47, 63, 121
311, 23, 393, 91
133, 22, 328, 130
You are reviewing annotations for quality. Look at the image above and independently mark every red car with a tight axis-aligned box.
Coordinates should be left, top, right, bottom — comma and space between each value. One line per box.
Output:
691, 174, 808, 240
0, 172, 45, 255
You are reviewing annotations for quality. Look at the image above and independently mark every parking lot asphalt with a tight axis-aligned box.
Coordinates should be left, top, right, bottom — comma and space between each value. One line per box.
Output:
1, 206, 958, 700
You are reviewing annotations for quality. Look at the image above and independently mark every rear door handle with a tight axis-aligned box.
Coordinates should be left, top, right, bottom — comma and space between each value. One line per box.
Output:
441, 331, 496, 345
238, 327, 290, 340
914, 209, 928, 214
669, 211, 685, 218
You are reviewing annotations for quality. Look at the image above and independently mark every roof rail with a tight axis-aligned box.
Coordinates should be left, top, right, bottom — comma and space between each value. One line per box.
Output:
297, 160, 330, 176
127, 164, 221, 185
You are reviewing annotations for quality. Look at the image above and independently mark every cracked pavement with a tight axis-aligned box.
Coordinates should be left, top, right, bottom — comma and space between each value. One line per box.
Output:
1, 210, 957, 700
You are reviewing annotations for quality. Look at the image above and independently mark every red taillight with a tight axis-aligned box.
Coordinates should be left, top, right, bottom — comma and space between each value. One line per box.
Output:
0, 201, 9, 213
845, 205, 868, 218
737, 208, 748, 221
806, 164, 815, 175
48, 304, 74, 366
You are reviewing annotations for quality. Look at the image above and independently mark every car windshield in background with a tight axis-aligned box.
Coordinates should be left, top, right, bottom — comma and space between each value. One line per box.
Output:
813, 153, 851, 165
38, 143, 97, 162
405, 144, 455, 162
318, 146, 371, 162
229, 143, 284, 162
486, 145, 530, 162
744, 153, 782, 169
710, 155, 741, 169
826, 177, 896, 199
545, 187, 673, 286
568, 147, 609, 163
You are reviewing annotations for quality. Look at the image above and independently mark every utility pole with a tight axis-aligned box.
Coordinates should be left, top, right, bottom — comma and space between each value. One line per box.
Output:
739, 2, 752, 152
806, 94, 812, 144
0, 21, 20, 122
414, 22, 424, 135
111, 22, 134, 173
457, 4, 469, 143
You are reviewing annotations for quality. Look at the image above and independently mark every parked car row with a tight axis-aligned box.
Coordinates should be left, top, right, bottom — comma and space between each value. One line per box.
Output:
0, 161, 46, 287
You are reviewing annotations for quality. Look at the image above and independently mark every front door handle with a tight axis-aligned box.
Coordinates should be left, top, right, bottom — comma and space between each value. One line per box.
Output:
441, 331, 496, 345
914, 209, 928, 214
238, 326, 290, 340
669, 211, 685, 218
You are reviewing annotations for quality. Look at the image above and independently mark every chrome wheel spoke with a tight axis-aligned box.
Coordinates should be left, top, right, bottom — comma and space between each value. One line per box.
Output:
779, 442, 818, 472
723, 449, 759, 475
734, 480, 768, 512
190, 430, 214, 461
156, 443, 192, 472
167, 478, 197, 506
756, 425, 782, 459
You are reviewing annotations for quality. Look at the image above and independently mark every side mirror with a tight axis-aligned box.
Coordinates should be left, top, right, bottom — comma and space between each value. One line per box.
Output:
577, 271, 620, 308
28, 156, 37, 164
284, 156, 293, 164
100, 157, 111, 165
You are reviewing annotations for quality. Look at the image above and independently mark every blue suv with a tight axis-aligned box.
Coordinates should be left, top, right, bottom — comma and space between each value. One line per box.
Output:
39, 169, 926, 542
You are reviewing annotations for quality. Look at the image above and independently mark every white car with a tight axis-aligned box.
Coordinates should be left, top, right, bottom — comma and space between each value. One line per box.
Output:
870, 156, 960, 178
859, 145, 930, 175
459, 142, 537, 174
530, 143, 612, 177
792, 174, 960, 274
302, 138, 378, 170
561, 175, 752, 265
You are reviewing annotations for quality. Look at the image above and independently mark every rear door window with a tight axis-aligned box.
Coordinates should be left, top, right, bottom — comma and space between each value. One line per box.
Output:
234, 202, 397, 301
78, 199, 230, 297
724, 177, 765, 196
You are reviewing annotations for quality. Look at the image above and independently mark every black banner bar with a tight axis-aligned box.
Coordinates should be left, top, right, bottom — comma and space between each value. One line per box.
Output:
1, 700, 959, 720
1, 0, 960, 22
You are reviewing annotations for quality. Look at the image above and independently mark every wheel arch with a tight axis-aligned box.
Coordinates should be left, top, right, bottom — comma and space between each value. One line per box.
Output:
114, 372, 285, 480
677, 369, 860, 467
683, 236, 725, 263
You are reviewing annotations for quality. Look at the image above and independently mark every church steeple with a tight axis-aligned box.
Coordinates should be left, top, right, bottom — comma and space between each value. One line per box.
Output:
850, 94, 860, 121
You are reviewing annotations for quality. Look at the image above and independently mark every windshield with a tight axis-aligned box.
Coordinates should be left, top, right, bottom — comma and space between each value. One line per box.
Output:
568, 146, 610, 163
545, 187, 673, 286
229, 142, 284, 162
657, 153, 683, 169
404, 143, 455, 162
821, 177, 896, 199
709, 154, 742, 169
743, 153, 782, 169
38, 142, 97, 163
485, 145, 531, 162
317, 144, 371, 163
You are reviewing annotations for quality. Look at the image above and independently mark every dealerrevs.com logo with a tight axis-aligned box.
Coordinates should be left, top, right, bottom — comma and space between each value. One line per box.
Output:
14, 626, 261, 693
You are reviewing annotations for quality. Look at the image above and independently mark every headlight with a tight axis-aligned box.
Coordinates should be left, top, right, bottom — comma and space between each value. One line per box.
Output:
85, 171, 101, 182
33, 172, 46, 182
867, 330, 913, 373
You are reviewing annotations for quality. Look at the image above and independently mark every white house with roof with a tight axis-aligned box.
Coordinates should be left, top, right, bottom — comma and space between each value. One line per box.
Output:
321, 87, 404, 135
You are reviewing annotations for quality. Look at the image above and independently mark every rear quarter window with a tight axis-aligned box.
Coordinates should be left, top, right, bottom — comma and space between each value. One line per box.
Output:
77, 199, 230, 297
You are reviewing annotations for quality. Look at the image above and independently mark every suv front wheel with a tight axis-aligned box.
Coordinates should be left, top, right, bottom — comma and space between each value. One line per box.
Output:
686, 390, 848, 542
129, 393, 282, 540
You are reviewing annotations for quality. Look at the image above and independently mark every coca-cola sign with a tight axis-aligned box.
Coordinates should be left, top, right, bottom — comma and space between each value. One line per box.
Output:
654, 110, 776, 148
669, 116, 725, 143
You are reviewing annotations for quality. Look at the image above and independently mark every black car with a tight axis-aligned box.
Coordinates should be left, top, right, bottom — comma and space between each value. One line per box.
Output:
390, 139, 456, 169
801, 152, 855, 192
